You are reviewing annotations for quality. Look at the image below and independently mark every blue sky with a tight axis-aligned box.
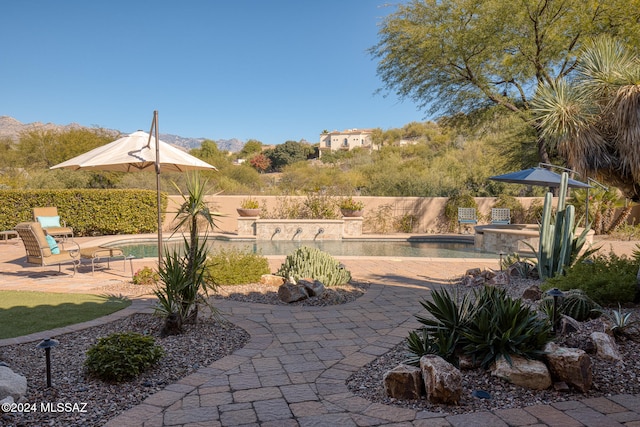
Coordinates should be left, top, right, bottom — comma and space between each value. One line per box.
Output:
0, 1, 425, 146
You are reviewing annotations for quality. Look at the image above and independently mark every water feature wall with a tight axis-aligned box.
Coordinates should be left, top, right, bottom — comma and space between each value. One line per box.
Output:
474, 224, 594, 255
237, 218, 363, 240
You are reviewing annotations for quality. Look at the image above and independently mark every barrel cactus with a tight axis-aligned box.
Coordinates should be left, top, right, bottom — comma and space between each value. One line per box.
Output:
276, 246, 351, 286
540, 289, 601, 321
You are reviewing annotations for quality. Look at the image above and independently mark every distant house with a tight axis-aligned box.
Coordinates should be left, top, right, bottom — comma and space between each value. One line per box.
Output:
319, 129, 374, 153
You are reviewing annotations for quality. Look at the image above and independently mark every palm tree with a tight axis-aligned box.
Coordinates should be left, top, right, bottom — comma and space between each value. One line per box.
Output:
532, 36, 640, 202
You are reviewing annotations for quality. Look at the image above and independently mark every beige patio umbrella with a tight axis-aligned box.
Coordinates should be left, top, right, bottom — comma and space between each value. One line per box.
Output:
51, 111, 217, 263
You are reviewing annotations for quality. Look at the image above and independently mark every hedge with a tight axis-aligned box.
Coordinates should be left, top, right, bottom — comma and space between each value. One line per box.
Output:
0, 189, 167, 236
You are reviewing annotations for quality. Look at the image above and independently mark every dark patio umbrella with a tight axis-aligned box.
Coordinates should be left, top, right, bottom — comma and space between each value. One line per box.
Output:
489, 167, 591, 188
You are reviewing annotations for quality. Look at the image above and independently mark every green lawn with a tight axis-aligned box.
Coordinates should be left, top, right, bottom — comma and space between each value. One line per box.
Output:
0, 291, 132, 339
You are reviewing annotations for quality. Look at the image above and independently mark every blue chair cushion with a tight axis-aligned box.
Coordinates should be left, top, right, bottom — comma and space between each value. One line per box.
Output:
37, 216, 61, 228
45, 235, 60, 255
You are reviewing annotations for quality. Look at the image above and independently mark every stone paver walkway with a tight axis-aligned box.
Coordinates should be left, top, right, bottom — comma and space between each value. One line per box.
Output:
0, 236, 638, 426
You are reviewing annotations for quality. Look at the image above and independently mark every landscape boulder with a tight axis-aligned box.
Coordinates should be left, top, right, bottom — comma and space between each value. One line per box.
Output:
278, 281, 309, 303
487, 271, 510, 286
420, 355, 462, 404
0, 366, 27, 401
521, 284, 542, 301
543, 342, 592, 392
383, 364, 424, 400
559, 315, 582, 336
590, 332, 623, 363
298, 278, 325, 298
491, 355, 552, 390
260, 274, 285, 287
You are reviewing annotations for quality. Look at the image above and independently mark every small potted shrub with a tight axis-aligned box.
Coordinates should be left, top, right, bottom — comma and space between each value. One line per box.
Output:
339, 196, 364, 217
237, 197, 261, 217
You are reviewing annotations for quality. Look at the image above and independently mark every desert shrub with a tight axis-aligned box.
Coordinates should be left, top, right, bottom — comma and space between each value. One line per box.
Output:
85, 332, 164, 382
132, 266, 159, 286
206, 247, 270, 285
262, 194, 340, 219
364, 204, 394, 233
395, 213, 418, 233
443, 193, 478, 232
523, 199, 544, 224
276, 246, 351, 286
407, 286, 551, 368
542, 252, 639, 305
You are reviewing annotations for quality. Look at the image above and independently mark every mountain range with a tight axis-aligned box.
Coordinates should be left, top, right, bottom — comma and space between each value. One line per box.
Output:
0, 116, 245, 152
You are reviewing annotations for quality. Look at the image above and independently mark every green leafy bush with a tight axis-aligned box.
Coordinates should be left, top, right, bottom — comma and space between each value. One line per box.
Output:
206, 247, 270, 285
542, 252, 639, 305
85, 332, 164, 382
132, 266, 159, 286
408, 287, 551, 368
276, 246, 351, 286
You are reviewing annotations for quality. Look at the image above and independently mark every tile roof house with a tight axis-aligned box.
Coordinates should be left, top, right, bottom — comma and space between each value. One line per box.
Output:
319, 129, 374, 152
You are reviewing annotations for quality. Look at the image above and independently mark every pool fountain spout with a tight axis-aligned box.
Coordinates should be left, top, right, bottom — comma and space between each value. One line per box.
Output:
292, 227, 303, 241
271, 227, 281, 240
314, 227, 324, 240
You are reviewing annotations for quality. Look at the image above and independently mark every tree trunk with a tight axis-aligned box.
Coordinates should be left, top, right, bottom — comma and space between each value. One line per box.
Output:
605, 205, 633, 234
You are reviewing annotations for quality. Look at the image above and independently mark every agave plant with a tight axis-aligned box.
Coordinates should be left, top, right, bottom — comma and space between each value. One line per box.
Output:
609, 304, 638, 338
461, 287, 552, 368
404, 328, 439, 366
413, 288, 475, 364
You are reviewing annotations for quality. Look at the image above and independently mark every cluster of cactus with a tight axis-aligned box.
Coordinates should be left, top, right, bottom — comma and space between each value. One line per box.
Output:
276, 246, 351, 287
540, 289, 601, 322
536, 172, 590, 279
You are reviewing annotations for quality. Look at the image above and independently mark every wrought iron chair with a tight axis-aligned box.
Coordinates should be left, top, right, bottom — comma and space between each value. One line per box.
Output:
491, 208, 511, 224
457, 207, 477, 233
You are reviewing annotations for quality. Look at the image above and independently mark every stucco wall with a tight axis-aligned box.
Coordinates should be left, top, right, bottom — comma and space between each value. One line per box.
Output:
164, 195, 544, 234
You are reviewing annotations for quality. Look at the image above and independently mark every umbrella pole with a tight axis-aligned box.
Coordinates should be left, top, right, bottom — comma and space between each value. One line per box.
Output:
149, 110, 163, 266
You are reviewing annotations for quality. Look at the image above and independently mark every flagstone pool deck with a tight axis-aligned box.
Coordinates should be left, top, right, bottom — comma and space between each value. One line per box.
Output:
0, 234, 638, 426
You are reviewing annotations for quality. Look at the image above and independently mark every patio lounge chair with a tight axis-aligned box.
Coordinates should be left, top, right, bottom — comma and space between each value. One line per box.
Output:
457, 207, 477, 233
491, 208, 511, 224
14, 222, 81, 275
33, 206, 74, 240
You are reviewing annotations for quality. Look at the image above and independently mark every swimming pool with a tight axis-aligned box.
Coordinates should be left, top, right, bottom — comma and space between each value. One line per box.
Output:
110, 238, 498, 259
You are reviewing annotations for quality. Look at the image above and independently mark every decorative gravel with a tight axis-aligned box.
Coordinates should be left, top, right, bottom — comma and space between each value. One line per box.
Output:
346, 278, 640, 415
0, 313, 249, 427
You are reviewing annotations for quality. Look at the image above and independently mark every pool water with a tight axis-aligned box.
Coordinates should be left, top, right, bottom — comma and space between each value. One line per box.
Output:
112, 239, 498, 259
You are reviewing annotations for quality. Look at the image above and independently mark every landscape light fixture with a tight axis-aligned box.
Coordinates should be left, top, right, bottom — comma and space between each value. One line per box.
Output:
36, 338, 60, 387
498, 251, 506, 271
